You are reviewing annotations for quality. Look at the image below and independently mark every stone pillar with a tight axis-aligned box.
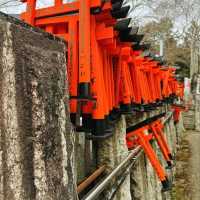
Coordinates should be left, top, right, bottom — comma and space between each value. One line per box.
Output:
130, 154, 148, 200
128, 109, 181, 200
195, 97, 200, 131
97, 115, 132, 200
0, 13, 77, 200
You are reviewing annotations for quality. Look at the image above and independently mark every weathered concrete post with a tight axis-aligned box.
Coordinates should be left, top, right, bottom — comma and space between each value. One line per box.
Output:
97, 115, 132, 200
128, 108, 181, 200
0, 13, 77, 200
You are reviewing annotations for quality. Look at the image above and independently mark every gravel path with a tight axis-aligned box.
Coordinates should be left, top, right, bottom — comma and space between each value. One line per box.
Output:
187, 131, 200, 200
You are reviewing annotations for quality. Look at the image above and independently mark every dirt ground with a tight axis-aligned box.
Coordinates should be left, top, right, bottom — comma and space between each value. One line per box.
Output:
172, 131, 200, 200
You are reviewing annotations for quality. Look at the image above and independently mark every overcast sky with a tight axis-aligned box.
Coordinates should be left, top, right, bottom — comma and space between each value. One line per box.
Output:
0, 0, 89, 14
0, 0, 52, 14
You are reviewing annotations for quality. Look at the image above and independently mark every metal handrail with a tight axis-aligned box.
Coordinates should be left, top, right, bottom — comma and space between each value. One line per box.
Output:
82, 111, 173, 199
83, 146, 141, 200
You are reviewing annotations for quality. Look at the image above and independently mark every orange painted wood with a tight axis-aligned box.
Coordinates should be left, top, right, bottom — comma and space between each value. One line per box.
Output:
21, 0, 101, 19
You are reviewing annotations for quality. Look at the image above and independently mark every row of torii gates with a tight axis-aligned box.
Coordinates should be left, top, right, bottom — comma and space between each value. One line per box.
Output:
20, 0, 185, 191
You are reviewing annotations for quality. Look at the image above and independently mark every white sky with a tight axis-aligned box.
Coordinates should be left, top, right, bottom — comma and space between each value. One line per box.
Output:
0, 0, 83, 13
0, 1, 25, 14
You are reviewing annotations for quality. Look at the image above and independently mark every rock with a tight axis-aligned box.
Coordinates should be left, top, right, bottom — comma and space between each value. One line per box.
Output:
0, 12, 77, 200
97, 115, 132, 200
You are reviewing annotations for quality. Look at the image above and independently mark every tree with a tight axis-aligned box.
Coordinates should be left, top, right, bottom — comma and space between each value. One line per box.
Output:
0, 0, 21, 9
139, 0, 200, 78
0, 0, 23, 14
141, 17, 190, 77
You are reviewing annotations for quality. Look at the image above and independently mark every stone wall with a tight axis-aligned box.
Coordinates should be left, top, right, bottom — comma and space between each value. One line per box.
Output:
195, 93, 200, 131
76, 108, 184, 200
0, 13, 77, 200
187, 74, 200, 131
129, 111, 184, 200
97, 115, 132, 200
